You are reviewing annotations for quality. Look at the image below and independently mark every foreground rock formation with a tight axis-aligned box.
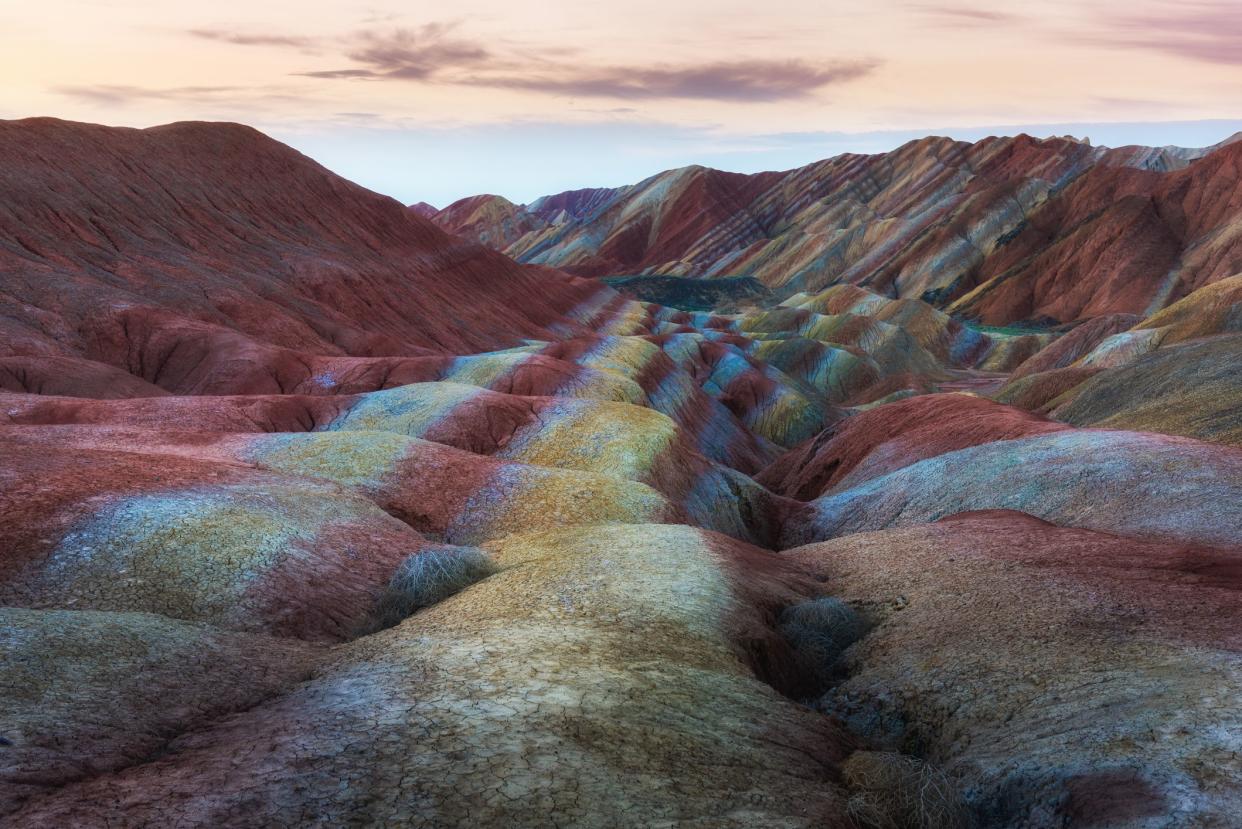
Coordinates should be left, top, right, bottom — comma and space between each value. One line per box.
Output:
787, 511, 1242, 826
2, 118, 1241, 827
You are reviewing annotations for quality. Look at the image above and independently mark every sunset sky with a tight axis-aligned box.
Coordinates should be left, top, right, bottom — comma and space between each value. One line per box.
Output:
4, 0, 1241, 205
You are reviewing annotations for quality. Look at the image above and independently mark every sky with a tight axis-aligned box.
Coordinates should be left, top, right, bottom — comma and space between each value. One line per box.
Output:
4, 0, 1242, 206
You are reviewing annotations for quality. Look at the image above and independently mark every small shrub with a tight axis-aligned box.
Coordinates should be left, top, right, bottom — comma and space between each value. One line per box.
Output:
366, 545, 497, 632
778, 597, 868, 693
843, 751, 972, 829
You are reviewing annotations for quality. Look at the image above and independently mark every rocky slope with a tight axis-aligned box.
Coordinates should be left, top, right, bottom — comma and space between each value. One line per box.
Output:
996, 272, 1242, 445
434, 132, 1242, 325
2, 118, 1241, 828
0, 118, 607, 396
787, 511, 1242, 826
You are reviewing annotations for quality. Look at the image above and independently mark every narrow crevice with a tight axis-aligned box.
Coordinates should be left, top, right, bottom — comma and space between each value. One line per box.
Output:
763, 591, 976, 828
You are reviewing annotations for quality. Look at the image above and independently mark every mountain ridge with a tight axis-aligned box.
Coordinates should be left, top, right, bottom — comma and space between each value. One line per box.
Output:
0, 117, 609, 395
431, 131, 1242, 325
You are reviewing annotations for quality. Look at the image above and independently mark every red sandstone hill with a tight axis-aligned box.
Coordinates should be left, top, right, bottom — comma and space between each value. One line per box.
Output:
0, 118, 604, 395
434, 133, 1242, 325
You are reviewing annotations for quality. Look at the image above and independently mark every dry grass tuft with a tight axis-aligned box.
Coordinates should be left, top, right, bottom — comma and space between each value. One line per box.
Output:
366, 545, 497, 632
843, 751, 972, 829
778, 597, 868, 693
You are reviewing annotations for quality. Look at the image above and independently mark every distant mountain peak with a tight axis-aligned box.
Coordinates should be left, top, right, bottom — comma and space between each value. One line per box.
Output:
408, 201, 438, 218
432, 132, 1242, 326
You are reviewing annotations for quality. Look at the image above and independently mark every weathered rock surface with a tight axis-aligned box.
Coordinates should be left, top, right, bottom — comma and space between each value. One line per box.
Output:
7, 526, 856, 828
1055, 334, 1242, 446
997, 274, 1242, 446
786, 511, 1242, 827
783, 429, 1242, 548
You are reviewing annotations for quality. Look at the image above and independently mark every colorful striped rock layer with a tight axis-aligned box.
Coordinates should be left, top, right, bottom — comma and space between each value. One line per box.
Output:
434, 132, 1242, 326
3, 117, 1242, 828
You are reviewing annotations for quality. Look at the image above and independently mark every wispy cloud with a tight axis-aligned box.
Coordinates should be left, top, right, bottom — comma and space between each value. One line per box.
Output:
344, 25, 492, 79
293, 24, 879, 102
293, 23, 494, 81
298, 69, 379, 79
55, 84, 243, 105
573, 107, 641, 115
188, 28, 319, 50
914, 4, 1020, 26
463, 59, 879, 102
54, 84, 302, 109
1084, 1, 1242, 65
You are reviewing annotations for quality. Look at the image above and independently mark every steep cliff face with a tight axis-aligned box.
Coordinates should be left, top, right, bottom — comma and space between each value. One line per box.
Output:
436, 133, 1242, 325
